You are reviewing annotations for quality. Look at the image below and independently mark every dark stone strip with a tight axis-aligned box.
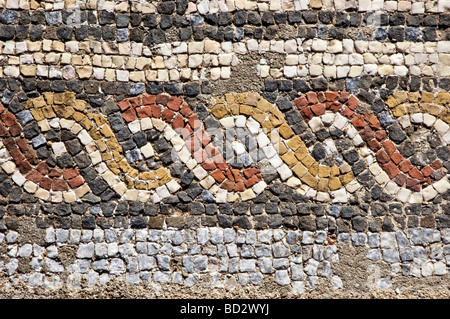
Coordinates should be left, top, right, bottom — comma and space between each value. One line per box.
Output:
1, 9, 447, 28
1, 198, 449, 232
0, 9, 448, 42
1, 76, 449, 107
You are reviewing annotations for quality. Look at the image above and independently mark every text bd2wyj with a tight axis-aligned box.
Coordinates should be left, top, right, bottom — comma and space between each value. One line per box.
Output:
179, 302, 270, 317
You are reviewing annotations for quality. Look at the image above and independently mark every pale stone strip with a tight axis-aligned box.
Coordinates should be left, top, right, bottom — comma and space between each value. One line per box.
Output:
3, 0, 448, 13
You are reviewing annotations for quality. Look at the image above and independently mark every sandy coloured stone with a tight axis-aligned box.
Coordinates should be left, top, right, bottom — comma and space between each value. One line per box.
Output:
225, 93, 235, 104
71, 123, 83, 135
101, 152, 112, 161
93, 114, 107, 127
62, 92, 75, 105
300, 173, 318, 188
277, 142, 288, 156
138, 172, 156, 181
330, 166, 340, 177
88, 128, 102, 141
385, 96, 398, 108
199, 176, 215, 190
294, 145, 309, 161
106, 151, 123, 163
318, 165, 330, 178
76, 66, 93, 79
147, 181, 159, 189
130, 71, 146, 82
286, 55, 299, 66
281, 152, 298, 168
327, 40, 343, 54
293, 163, 308, 178
328, 177, 342, 191
278, 123, 294, 139
301, 155, 316, 168
261, 120, 274, 131
123, 189, 139, 201
392, 105, 407, 117
42, 92, 53, 105
134, 181, 148, 190
128, 169, 139, 180
378, 65, 394, 76
309, 162, 319, 176
286, 136, 304, 151
62, 107, 75, 119
1, 162, 15, 175
435, 91, 450, 106
37, 120, 50, 132
310, 0, 322, 8
223, 103, 237, 116
427, 104, 443, 116
88, 150, 101, 166
317, 178, 329, 192
421, 92, 434, 103
324, 66, 337, 79
20, 65, 37, 76
32, 96, 46, 108
63, 190, 77, 203
118, 160, 130, 173
50, 104, 64, 118
31, 109, 44, 121
42, 106, 56, 119
96, 139, 108, 152
252, 108, 266, 124
239, 104, 253, 116
270, 108, 284, 121
73, 99, 87, 112
269, 114, 284, 128
404, 103, 419, 114
407, 92, 420, 103
417, 103, 433, 115
392, 92, 408, 104
210, 104, 228, 119
234, 93, 247, 104
73, 182, 89, 198
72, 111, 86, 123
100, 170, 118, 186
340, 172, 355, 185
256, 99, 272, 112
439, 109, 450, 124
106, 139, 121, 153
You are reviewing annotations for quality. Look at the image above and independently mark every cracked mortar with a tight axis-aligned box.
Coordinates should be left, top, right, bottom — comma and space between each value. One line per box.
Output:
207, 52, 266, 97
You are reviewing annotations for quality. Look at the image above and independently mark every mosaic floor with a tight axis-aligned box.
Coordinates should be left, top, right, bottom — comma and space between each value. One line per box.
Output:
0, 0, 449, 297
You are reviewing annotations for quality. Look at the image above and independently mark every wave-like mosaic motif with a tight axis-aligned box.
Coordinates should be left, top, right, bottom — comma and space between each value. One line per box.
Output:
0, 90, 448, 205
